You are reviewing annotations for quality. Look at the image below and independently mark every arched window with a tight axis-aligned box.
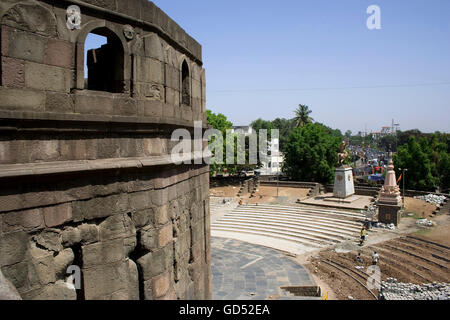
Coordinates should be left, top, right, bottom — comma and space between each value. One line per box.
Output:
181, 60, 190, 106
84, 27, 124, 93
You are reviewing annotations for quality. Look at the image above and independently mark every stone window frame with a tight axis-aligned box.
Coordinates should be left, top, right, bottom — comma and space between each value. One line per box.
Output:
75, 20, 131, 94
180, 58, 192, 107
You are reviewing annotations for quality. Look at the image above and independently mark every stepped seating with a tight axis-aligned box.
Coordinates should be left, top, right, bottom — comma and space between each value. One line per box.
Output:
212, 203, 375, 251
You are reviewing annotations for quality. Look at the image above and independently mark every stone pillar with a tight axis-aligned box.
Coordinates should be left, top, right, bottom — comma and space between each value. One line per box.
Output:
333, 166, 355, 198
376, 159, 402, 226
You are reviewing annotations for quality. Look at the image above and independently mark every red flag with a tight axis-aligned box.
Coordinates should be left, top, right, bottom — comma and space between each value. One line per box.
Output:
397, 174, 402, 184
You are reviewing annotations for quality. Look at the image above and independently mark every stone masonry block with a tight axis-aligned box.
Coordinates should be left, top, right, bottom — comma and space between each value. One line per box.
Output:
138, 99, 163, 118
158, 223, 173, 248
73, 91, 114, 115
152, 271, 170, 298
99, 213, 135, 241
45, 92, 75, 113
82, 239, 125, 268
43, 203, 72, 228
1, 208, 44, 233
83, 261, 129, 300
129, 191, 152, 211
0, 231, 29, 266
6, 29, 45, 63
45, 39, 74, 69
25, 62, 71, 92
0, 87, 46, 112
1, 56, 25, 88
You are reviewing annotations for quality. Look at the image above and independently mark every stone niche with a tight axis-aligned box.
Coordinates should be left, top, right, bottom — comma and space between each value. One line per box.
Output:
0, 0, 210, 300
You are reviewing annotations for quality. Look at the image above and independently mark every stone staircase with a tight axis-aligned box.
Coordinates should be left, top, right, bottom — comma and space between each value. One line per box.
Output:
211, 203, 378, 254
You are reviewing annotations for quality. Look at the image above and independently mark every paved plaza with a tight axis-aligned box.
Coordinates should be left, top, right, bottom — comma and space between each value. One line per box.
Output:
211, 237, 317, 300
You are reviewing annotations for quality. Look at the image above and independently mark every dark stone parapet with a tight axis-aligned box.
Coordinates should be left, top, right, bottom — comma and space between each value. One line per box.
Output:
54, 0, 202, 63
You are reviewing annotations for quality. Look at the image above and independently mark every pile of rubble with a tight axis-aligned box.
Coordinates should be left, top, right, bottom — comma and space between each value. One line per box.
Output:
373, 222, 396, 230
380, 278, 450, 300
414, 194, 447, 206
361, 204, 377, 218
416, 218, 436, 227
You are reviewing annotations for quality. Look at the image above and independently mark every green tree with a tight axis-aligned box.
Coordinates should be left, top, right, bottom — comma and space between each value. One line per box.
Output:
294, 104, 314, 128
283, 123, 342, 183
207, 110, 258, 175
393, 136, 437, 191
206, 110, 232, 134
272, 118, 296, 152
206, 110, 233, 175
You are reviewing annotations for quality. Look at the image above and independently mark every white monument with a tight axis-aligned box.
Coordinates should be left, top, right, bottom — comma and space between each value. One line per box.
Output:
333, 166, 355, 198
333, 141, 355, 198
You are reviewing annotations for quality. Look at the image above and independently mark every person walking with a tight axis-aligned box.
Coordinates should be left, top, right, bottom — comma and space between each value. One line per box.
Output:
359, 226, 367, 246
372, 251, 379, 265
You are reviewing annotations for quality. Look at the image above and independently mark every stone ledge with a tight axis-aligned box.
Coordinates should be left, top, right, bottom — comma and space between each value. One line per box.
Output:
0, 109, 208, 129
0, 154, 208, 178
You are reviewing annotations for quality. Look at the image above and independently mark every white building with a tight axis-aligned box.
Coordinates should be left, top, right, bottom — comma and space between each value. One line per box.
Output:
231, 125, 254, 136
258, 138, 284, 176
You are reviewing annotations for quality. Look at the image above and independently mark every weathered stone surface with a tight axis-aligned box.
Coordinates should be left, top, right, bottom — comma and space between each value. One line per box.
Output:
152, 271, 170, 298
2, 208, 44, 233
1, 56, 25, 88
79, 224, 100, 244
2, 3, 57, 37
99, 213, 135, 241
158, 223, 173, 248
138, 99, 163, 117
0, 87, 46, 111
43, 203, 72, 228
144, 33, 165, 61
25, 62, 71, 92
54, 248, 74, 278
137, 244, 173, 281
45, 92, 74, 113
61, 227, 81, 247
0, 0, 210, 301
29, 243, 56, 286
45, 39, 74, 68
31, 280, 76, 300
83, 261, 129, 300
0, 231, 29, 266
33, 229, 62, 252
73, 194, 128, 220
0, 270, 22, 300
73, 91, 114, 115
82, 239, 125, 268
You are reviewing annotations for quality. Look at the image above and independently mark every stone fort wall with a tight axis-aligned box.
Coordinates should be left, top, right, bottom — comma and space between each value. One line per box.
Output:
0, 0, 210, 300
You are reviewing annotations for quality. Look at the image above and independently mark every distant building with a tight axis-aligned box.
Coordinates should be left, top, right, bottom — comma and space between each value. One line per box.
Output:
232, 125, 254, 136
258, 138, 284, 176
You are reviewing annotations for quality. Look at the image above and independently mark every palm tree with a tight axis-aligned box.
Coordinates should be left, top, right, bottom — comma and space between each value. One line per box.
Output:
294, 104, 314, 127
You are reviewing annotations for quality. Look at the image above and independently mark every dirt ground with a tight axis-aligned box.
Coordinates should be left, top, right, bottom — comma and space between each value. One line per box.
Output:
403, 197, 437, 219
303, 214, 450, 300
412, 215, 450, 247
210, 185, 310, 204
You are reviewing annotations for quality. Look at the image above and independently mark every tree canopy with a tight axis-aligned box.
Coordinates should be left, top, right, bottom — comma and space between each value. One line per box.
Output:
283, 123, 342, 183
294, 104, 314, 127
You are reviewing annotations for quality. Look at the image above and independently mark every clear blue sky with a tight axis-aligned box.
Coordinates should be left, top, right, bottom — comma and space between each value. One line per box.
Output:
89, 0, 450, 134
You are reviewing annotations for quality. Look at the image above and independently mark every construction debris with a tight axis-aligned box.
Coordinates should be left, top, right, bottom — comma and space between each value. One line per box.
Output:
373, 222, 396, 230
416, 219, 435, 227
414, 194, 447, 206
380, 278, 450, 300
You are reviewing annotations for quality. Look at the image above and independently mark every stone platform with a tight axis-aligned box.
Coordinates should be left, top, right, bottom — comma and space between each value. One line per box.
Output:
299, 193, 373, 210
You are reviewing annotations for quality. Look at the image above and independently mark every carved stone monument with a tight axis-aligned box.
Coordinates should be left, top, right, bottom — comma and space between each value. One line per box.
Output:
333, 141, 355, 199
377, 159, 402, 226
